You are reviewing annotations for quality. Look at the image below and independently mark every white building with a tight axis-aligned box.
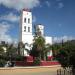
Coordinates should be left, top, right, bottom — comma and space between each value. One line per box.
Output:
20, 9, 52, 57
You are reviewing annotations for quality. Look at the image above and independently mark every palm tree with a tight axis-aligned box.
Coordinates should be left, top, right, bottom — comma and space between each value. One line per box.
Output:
6, 44, 17, 61
31, 36, 45, 60
31, 25, 47, 60
43, 44, 52, 61
51, 43, 62, 57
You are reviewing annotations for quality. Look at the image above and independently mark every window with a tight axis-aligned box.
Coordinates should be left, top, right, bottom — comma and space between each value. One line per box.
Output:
28, 27, 30, 32
24, 18, 26, 23
24, 26, 26, 32
28, 18, 30, 23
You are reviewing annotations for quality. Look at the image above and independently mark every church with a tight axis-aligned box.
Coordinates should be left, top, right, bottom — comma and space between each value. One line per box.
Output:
19, 9, 53, 58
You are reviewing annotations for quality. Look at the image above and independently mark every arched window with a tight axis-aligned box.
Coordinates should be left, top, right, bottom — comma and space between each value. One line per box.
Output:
24, 26, 26, 32
24, 18, 26, 23
28, 18, 30, 23
28, 27, 30, 32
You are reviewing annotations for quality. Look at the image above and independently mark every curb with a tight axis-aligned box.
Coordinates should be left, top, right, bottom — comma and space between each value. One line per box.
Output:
0, 65, 61, 70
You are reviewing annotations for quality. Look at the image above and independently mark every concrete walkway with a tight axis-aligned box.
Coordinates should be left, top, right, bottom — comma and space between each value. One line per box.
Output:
0, 65, 61, 75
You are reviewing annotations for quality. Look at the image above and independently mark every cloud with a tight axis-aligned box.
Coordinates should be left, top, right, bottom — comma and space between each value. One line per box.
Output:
45, 1, 51, 7
53, 36, 75, 43
0, 22, 10, 34
58, 2, 64, 8
0, 12, 20, 22
0, 22, 17, 43
0, 0, 40, 10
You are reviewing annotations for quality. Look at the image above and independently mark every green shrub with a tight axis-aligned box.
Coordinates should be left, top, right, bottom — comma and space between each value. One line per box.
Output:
33, 57, 41, 66
0, 59, 6, 67
15, 55, 24, 61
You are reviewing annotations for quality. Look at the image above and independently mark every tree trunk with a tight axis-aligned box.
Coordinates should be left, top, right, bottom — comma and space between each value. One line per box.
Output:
72, 67, 75, 75
43, 52, 46, 61
39, 52, 41, 60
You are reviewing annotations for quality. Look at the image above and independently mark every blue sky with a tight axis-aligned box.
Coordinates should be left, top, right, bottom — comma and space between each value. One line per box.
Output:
0, 0, 75, 43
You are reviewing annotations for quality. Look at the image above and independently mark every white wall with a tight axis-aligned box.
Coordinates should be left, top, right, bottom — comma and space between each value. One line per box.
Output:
22, 34, 33, 44
45, 36, 53, 57
45, 36, 52, 45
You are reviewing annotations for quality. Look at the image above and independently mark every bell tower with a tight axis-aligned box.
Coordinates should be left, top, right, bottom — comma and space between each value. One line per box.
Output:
35, 24, 44, 36
20, 9, 33, 44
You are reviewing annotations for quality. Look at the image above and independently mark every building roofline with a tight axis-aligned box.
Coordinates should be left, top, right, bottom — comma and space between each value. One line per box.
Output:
35, 24, 44, 26
22, 9, 31, 12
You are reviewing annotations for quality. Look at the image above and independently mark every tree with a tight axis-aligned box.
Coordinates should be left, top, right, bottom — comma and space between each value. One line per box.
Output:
52, 43, 62, 57
0, 44, 7, 67
39, 43, 52, 61
0, 46, 4, 56
0, 43, 8, 56
30, 36, 44, 65
0, 43, 18, 61
31, 37, 53, 61
6, 44, 17, 61
30, 36, 45, 60
56, 40, 75, 74
30, 25, 52, 61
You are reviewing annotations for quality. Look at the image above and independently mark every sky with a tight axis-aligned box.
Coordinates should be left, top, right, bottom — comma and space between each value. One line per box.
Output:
0, 0, 75, 43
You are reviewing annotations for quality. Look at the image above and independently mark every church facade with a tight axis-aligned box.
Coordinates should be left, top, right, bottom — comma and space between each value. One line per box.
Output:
19, 9, 53, 58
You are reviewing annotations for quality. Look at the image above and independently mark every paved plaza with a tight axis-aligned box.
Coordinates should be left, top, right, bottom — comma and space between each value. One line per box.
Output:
0, 66, 61, 75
